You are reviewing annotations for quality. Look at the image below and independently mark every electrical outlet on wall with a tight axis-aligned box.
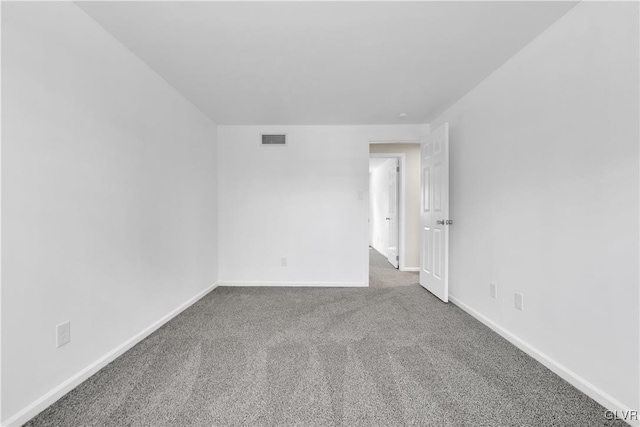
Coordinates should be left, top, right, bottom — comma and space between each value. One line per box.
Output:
489, 283, 498, 299
281, 257, 287, 267
56, 321, 71, 348
514, 293, 524, 311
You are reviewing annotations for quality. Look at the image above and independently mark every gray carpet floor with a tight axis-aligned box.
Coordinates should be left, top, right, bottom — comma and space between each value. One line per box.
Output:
26, 284, 622, 426
368, 248, 419, 288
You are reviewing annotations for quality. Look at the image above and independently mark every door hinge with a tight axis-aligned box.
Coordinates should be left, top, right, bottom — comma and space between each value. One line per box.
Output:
396, 166, 400, 172
396, 255, 399, 261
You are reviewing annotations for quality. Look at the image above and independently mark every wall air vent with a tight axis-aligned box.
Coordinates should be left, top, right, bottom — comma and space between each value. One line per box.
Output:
261, 134, 287, 146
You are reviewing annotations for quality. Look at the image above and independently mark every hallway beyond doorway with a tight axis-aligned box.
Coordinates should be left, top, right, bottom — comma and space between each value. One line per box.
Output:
369, 248, 419, 288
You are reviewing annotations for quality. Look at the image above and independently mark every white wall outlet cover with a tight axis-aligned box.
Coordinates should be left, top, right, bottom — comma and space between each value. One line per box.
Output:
281, 257, 287, 267
56, 321, 71, 348
514, 293, 524, 311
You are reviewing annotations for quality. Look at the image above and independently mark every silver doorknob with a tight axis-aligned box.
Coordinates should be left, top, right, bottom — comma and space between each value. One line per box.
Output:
436, 220, 445, 225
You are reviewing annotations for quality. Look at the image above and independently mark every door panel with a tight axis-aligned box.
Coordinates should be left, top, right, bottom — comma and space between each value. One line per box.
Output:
420, 123, 450, 302
433, 228, 442, 279
434, 163, 443, 212
422, 226, 432, 275
423, 167, 430, 212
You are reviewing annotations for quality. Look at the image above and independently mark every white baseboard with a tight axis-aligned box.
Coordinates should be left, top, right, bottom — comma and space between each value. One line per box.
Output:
1, 283, 219, 427
449, 295, 638, 427
400, 267, 419, 272
218, 281, 368, 287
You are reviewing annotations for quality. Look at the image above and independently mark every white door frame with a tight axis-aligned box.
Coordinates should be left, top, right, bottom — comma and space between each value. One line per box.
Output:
369, 153, 408, 271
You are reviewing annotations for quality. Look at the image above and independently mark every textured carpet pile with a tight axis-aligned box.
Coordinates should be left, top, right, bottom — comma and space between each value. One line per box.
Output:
27, 268, 620, 426
368, 248, 419, 288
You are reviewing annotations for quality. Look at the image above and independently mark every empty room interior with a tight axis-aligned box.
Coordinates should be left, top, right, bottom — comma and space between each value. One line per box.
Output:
1, 1, 639, 426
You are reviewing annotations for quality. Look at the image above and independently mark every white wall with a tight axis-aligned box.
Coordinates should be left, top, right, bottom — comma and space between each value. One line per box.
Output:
431, 1, 639, 413
1, 3, 218, 424
218, 125, 426, 286
369, 159, 395, 256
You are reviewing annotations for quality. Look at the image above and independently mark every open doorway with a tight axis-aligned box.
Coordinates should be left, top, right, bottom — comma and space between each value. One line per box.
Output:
369, 143, 421, 288
369, 156, 399, 267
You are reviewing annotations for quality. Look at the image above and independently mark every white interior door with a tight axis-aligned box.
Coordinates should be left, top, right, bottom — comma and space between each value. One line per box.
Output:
420, 123, 450, 302
387, 158, 399, 268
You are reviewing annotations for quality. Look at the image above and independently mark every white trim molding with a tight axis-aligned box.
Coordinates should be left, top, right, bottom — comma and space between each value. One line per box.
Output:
449, 295, 638, 427
1, 283, 219, 427
401, 267, 420, 272
369, 140, 424, 144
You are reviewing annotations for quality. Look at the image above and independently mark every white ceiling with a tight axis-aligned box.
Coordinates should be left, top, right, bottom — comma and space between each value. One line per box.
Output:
78, 1, 576, 125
